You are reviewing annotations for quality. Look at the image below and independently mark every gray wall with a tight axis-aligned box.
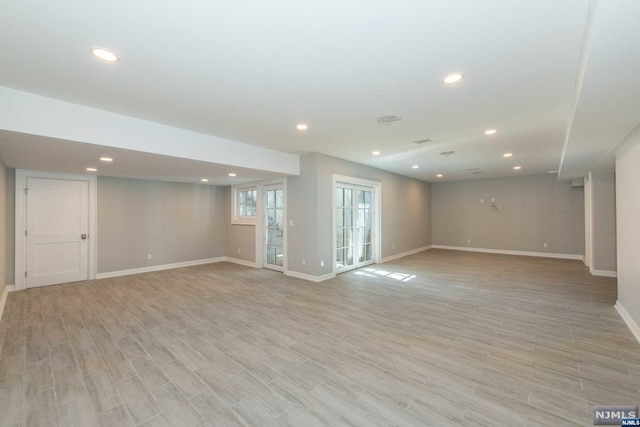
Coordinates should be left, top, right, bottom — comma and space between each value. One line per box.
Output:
0, 160, 5, 295
97, 177, 226, 273
5, 168, 14, 286
225, 186, 257, 264
431, 174, 585, 255
288, 153, 431, 276
616, 125, 640, 330
591, 171, 617, 272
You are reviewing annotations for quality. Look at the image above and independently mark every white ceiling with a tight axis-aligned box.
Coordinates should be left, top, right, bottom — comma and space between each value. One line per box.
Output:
0, 0, 637, 183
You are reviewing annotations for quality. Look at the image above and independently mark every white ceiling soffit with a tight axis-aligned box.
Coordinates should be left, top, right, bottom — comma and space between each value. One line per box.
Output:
0, 0, 595, 182
559, 0, 640, 181
0, 130, 284, 185
0, 87, 299, 177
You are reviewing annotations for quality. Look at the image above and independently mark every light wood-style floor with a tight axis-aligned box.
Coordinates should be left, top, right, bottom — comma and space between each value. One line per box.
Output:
0, 249, 638, 426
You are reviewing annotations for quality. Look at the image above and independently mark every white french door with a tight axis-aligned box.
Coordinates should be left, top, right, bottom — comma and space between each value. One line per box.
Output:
335, 183, 376, 273
263, 184, 285, 271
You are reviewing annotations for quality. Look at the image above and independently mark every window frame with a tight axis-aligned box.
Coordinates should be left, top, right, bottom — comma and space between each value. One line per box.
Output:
232, 184, 259, 225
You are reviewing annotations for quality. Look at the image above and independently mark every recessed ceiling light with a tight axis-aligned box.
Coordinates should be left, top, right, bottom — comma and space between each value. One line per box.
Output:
513, 166, 522, 170
90, 48, 119, 62
228, 173, 237, 177
372, 151, 380, 155
485, 129, 498, 135
100, 157, 113, 162
296, 124, 308, 131
376, 115, 402, 125
443, 73, 464, 84
548, 170, 559, 174
412, 165, 419, 169
503, 153, 513, 158
86, 167, 97, 172
436, 174, 443, 178
201, 178, 209, 182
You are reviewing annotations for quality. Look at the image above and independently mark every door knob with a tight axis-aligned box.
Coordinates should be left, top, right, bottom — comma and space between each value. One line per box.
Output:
81, 234, 87, 240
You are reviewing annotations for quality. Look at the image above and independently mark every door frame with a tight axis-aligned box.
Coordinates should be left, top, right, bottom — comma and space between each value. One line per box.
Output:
331, 174, 382, 275
15, 170, 97, 291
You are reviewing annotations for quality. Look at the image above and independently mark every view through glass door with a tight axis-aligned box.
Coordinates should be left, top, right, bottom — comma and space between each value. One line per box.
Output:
336, 184, 374, 272
264, 185, 284, 271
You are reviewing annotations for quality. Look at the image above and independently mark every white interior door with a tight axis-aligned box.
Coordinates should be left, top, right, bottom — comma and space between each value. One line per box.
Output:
263, 185, 285, 271
336, 184, 375, 273
26, 178, 89, 288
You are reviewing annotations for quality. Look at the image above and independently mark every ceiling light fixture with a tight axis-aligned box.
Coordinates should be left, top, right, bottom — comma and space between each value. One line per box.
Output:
90, 48, 119, 62
372, 151, 380, 155
503, 153, 513, 158
513, 166, 522, 170
376, 115, 402, 125
100, 157, 113, 162
412, 165, 419, 169
436, 174, 443, 178
443, 73, 464, 84
296, 124, 308, 131
86, 167, 97, 172
201, 178, 209, 182
228, 173, 237, 177
485, 129, 498, 135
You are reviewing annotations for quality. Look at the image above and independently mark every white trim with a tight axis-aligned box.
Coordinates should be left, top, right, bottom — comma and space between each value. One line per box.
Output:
224, 257, 258, 268
615, 301, 640, 344
0, 285, 10, 322
286, 270, 336, 283
590, 268, 617, 278
96, 257, 225, 279
430, 245, 584, 260
332, 175, 382, 275
382, 246, 431, 263
15, 170, 98, 291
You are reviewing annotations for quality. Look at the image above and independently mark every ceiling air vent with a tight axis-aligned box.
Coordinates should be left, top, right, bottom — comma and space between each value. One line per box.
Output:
414, 138, 432, 145
376, 115, 402, 125
440, 151, 455, 156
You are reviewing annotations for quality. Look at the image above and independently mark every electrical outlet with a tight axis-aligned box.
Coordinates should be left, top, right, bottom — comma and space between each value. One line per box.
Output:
302, 258, 306, 266
147, 254, 152, 260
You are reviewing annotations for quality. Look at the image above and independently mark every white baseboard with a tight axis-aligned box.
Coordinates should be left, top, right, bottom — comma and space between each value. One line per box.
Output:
615, 301, 640, 344
430, 245, 584, 261
285, 270, 336, 283
96, 257, 226, 279
590, 268, 617, 278
0, 285, 10, 322
224, 257, 258, 268
382, 245, 431, 263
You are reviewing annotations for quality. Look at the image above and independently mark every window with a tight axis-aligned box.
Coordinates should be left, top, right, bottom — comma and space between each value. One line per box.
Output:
232, 185, 258, 224
239, 189, 257, 217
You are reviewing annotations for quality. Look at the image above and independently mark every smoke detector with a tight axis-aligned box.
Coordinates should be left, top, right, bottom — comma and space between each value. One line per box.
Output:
440, 151, 455, 156
376, 115, 402, 125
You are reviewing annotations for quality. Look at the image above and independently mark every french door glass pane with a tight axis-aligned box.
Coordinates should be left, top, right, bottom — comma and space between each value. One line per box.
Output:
344, 208, 353, 226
